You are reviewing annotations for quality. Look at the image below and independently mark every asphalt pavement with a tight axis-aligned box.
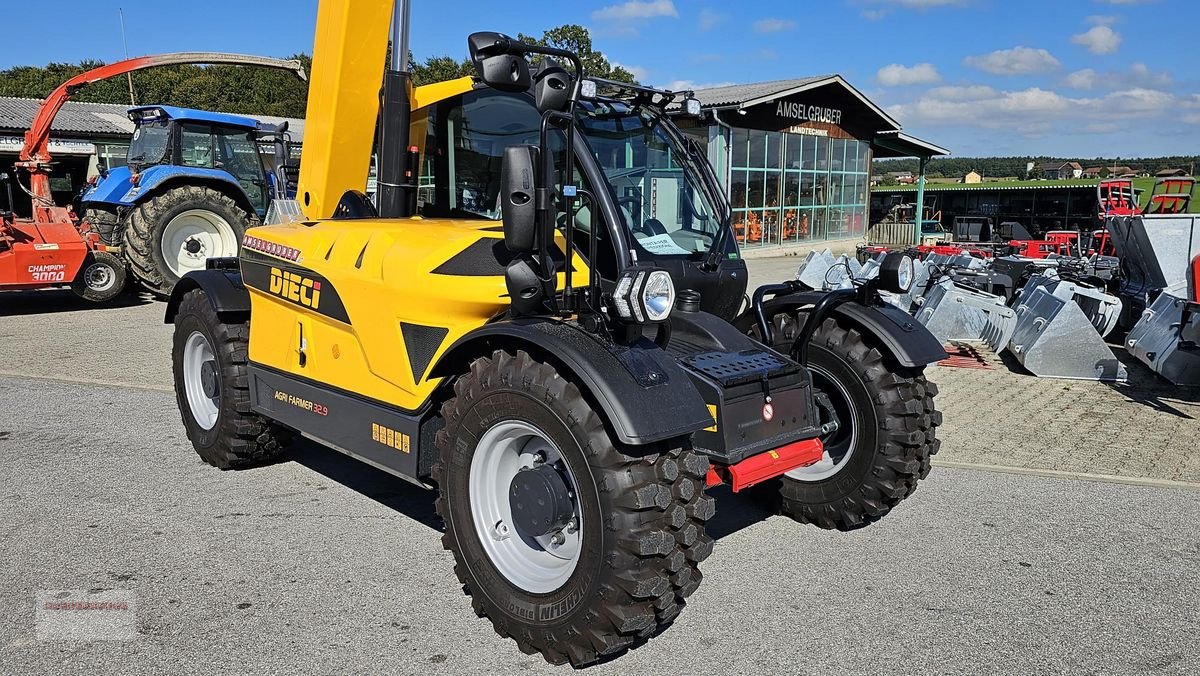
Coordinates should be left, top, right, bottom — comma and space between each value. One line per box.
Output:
1, 375, 1198, 675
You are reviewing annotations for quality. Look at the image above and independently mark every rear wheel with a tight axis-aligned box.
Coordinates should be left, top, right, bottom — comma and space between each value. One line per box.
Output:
124, 186, 250, 297
767, 313, 941, 530
434, 350, 714, 667
70, 251, 126, 303
171, 289, 291, 469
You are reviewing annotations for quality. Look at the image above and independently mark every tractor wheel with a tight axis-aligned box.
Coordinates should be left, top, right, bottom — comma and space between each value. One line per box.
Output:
768, 313, 941, 531
83, 205, 122, 247
171, 289, 292, 469
123, 186, 249, 298
434, 350, 714, 667
70, 251, 127, 303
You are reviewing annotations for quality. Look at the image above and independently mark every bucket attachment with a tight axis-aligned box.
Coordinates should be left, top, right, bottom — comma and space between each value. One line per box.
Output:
795, 249, 838, 290
914, 279, 1016, 352
1009, 287, 1127, 381
1019, 274, 1123, 339
1125, 292, 1200, 386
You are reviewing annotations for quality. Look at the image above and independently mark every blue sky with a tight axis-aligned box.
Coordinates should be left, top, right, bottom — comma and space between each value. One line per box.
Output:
3, 0, 1196, 158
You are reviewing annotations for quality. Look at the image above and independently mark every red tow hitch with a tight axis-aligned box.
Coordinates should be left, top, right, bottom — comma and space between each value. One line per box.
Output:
706, 438, 825, 492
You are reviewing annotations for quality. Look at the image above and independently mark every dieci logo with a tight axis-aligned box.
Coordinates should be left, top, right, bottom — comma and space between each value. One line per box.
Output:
269, 267, 322, 309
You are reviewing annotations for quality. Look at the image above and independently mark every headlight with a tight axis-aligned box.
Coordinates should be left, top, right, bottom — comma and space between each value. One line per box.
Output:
580, 79, 598, 99
684, 97, 702, 117
879, 253, 915, 293
611, 267, 675, 323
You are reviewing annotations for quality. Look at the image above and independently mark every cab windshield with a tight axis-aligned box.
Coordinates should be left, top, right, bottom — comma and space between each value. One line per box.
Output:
127, 120, 171, 167
577, 101, 721, 257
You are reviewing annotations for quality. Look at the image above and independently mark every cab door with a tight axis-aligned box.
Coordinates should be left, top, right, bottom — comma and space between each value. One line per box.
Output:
214, 125, 269, 215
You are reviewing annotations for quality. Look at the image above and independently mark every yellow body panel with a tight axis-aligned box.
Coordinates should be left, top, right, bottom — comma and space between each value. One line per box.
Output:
244, 218, 588, 412
296, 0, 393, 220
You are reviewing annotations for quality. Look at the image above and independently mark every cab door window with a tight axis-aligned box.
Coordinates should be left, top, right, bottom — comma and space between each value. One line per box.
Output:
179, 124, 215, 168
214, 125, 268, 212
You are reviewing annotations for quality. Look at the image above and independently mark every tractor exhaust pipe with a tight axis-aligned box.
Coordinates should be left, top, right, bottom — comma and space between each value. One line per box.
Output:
377, 0, 413, 219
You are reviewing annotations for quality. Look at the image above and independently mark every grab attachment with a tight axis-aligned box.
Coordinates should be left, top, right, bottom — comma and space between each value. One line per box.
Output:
1126, 292, 1200, 386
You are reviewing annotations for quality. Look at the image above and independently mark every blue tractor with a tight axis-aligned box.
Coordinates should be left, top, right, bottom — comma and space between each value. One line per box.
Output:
81, 105, 295, 296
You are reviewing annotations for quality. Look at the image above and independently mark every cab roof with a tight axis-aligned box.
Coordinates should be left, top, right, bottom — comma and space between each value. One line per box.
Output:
127, 105, 259, 130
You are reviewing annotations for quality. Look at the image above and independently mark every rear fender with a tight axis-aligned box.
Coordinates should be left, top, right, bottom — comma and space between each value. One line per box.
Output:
737, 294, 947, 368
165, 263, 249, 324
429, 319, 712, 447
122, 166, 254, 214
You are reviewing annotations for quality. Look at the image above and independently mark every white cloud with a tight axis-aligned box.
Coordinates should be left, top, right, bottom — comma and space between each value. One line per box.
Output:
925, 85, 998, 100
1065, 69, 1099, 89
1087, 14, 1118, 25
698, 8, 724, 31
753, 18, 796, 33
888, 84, 1182, 139
877, 63, 942, 86
591, 0, 678, 21
1093, 0, 1157, 4
1072, 25, 1122, 54
861, 9, 889, 20
614, 63, 649, 82
964, 46, 1061, 75
866, 0, 969, 7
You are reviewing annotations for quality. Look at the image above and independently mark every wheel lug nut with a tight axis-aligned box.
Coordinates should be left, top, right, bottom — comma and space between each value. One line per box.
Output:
550, 532, 565, 545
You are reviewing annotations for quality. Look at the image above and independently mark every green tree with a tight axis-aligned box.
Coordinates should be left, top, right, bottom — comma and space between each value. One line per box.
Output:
517, 24, 637, 83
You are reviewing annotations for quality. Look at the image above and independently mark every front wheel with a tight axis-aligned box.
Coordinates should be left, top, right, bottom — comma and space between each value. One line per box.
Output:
768, 314, 942, 530
70, 251, 126, 303
434, 350, 714, 667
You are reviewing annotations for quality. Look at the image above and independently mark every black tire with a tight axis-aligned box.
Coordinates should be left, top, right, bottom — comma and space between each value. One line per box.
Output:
171, 289, 292, 469
768, 313, 941, 531
70, 250, 127, 303
83, 205, 122, 247
123, 186, 251, 298
434, 350, 715, 667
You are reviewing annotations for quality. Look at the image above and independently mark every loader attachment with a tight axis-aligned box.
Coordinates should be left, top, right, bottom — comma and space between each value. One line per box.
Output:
1008, 287, 1127, 382
1019, 274, 1123, 339
1125, 292, 1200, 386
914, 279, 1016, 352
1108, 214, 1200, 296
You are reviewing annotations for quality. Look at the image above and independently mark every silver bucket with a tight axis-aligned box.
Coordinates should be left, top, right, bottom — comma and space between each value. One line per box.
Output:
1126, 292, 1200, 386
1018, 274, 1123, 339
795, 249, 839, 290
1009, 287, 1128, 381
914, 279, 1016, 352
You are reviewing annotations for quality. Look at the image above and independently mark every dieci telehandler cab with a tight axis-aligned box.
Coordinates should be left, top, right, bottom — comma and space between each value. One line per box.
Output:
165, 1, 945, 667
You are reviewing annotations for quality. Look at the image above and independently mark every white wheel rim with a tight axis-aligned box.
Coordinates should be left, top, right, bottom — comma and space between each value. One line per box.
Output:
786, 362, 859, 482
83, 262, 117, 293
161, 209, 238, 278
468, 420, 583, 594
182, 331, 220, 431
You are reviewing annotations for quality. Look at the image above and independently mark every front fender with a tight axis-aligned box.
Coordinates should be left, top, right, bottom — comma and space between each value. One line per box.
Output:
430, 319, 712, 447
165, 264, 250, 324
736, 293, 948, 368
81, 165, 133, 206
122, 166, 248, 207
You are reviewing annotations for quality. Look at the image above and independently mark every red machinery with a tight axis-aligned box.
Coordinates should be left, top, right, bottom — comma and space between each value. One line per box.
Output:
1, 52, 306, 302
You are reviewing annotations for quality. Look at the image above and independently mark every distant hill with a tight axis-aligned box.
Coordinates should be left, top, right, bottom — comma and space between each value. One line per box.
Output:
873, 156, 1198, 181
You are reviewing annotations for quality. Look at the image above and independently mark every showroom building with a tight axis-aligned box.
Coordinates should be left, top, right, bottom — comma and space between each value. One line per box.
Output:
678, 76, 947, 252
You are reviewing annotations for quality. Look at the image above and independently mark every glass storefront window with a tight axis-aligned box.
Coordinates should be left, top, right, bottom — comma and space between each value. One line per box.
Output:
729, 128, 870, 248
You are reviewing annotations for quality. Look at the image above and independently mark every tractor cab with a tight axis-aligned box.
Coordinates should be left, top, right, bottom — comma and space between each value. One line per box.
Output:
84, 106, 275, 217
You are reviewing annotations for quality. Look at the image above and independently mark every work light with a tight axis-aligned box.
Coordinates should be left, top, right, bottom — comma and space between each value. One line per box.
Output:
879, 253, 915, 294
684, 97, 702, 117
611, 266, 675, 323
580, 79, 598, 99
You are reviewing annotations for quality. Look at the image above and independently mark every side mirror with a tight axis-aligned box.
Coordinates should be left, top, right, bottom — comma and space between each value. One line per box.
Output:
500, 145, 539, 253
534, 61, 573, 114
468, 32, 531, 93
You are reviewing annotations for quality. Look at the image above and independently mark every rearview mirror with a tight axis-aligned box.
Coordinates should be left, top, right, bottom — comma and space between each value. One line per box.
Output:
534, 61, 573, 113
500, 145, 540, 253
468, 32, 531, 93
